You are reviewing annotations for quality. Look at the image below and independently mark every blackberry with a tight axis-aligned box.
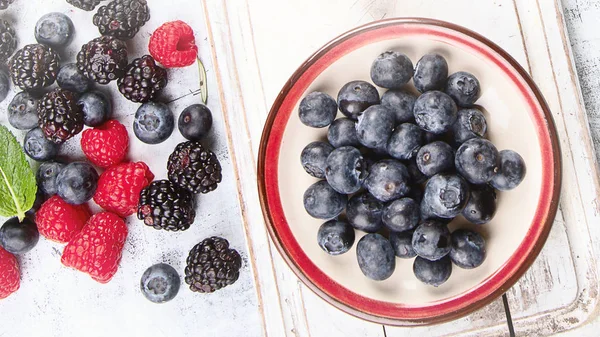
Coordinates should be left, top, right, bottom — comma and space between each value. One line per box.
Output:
137, 180, 196, 232
9, 44, 60, 91
168, 141, 222, 194
118, 55, 167, 103
0, 0, 14, 10
93, 0, 150, 40
0, 21, 16, 63
38, 89, 83, 144
185, 237, 242, 293
67, 0, 103, 11
77, 36, 128, 84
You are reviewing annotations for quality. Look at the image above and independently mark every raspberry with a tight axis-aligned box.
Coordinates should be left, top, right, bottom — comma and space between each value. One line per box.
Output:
149, 21, 198, 68
61, 212, 128, 283
81, 120, 129, 168
94, 162, 154, 217
35, 195, 92, 243
0, 247, 19, 299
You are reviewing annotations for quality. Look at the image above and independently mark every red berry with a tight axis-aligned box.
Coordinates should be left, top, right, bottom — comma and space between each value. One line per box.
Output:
149, 21, 198, 68
36, 195, 92, 243
61, 212, 128, 284
0, 247, 19, 299
93, 162, 154, 217
81, 120, 129, 168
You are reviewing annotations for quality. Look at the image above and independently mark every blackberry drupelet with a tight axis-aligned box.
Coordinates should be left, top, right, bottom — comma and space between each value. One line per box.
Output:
167, 141, 222, 194
0, 0, 14, 10
38, 89, 83, 144
93, 0, 150, 40
77, 36, 128, 84
137, 180, 196, 232
118, 55, 167, 103
185, 237, 242, 293
9, 44, 60, 91
0, 21, 16, 63
67, 0, 103, 11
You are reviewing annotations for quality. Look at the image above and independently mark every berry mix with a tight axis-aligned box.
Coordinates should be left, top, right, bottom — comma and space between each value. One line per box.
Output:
300, 51, 527, 287
0, 0, 242, 302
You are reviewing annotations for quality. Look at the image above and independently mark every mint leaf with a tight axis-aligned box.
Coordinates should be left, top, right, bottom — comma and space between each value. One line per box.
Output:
0, 126, 37, 221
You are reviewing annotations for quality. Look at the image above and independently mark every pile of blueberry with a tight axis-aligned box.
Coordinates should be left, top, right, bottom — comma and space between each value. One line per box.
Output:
300, 51, 526, 287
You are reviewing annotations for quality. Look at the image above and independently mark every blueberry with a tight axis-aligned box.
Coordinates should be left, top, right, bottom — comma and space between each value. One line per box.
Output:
413, 256, 452, 287
35, 12, 74, 48
134, 102, 175, 144
337, 80, 380, 120
356, 233, 395, 281
303, 180, 347, 219
413, 91, 458, 134
356, 105, 395, 149
78, 91, 112, 127
423, 173, 470, 219
462, 184, 497, 225
364, 159, 410, 202
452, 108, 487, 144
346, 192, 384, 233
412, 220, 451, 261
449, 229, 486, 269
382, 198, 420, 232
57, 63, 92, 93
0, 67, 9, 103
178, 104, 213, 141
8, 92, 39, 130
56, 162, 99, 205
389, 230, 416, 258
140, 263, 181, 303
0, 217, 39, 255
455, 138, 499, 185
490, 150, 526, 191
317, 220, 355, 255
413, 53, 449, 93
416, 141, 455, 177
381, 89, 417, 124
327, 118, 360, 148
36, 161, 66, 196
446, 71, 481, 107
24, 128, 60, 161
407, 159, 427, 184
386, 123, 423, 160
370, 51, 414, 89
325, 146, 367, 194
301, 141, 334, 179
299, 91, 338, 128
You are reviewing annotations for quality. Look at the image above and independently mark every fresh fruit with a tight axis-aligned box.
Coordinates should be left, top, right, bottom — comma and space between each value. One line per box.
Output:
301, 141, 334, 179
413, 255, 452, 287
184, 236, 242, 293
61, 212, 128, 283
363, 159, 410, 202
452, 108, 487, 144
303, 180, 346, 220
0, 20, 16, 63
0, 0, 14, 9
67, 0, 103, 11
380, 89, 417, 124
317, 220, 355, 255
413, 90, 458, 134
387, 123, 423, 160
324, 146, 366, 194
167, 141, 222, 194
178, 104, 213, 141
490, 150, 526, 191
346, 192, 384, 233
149, 20, 198, 68
422, 173, 470, 219
370, 51, 413, 89
57, 63, 92, 93
463, 184, 497, 225
35, 195, 91, 243
413, 53, 448, 93
81, 120, 129, 168
35, 13, 74, 48
356, 233, 395, 281
38, 88, 84, 144
78, 91, 112, 127
133, 102, 174, 144
327, 118, 360, 148
56, 162, 99, 205
299, 92, 337, 128
356, 105, 395, 149
118, 55, 167, 103
0, 217, 39, 255
337, 80, 379, 120
0, 67, 9, 103
140, 263, 181, 303
8, 92, 39, 130
455, 138, 499, 185
93, 0, 150, 40
77, 36, 128, 84
416, 141, 455, 177
389, 230, 417, 259
137, 180, 196, 231
0, 246, 19, 299
23, 128, 59, 161
446, 71, 481, 107
449, 229, 486, 269
9, 44, 60, 91
382, 197, 420, 232
412, 220, 451, 261
36, 161, 65, 196
94, 162, 154, 217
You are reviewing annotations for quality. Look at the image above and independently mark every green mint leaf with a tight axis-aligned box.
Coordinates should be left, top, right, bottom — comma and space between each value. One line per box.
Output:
197, 57, 208, 104
0, 126, 37, 221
